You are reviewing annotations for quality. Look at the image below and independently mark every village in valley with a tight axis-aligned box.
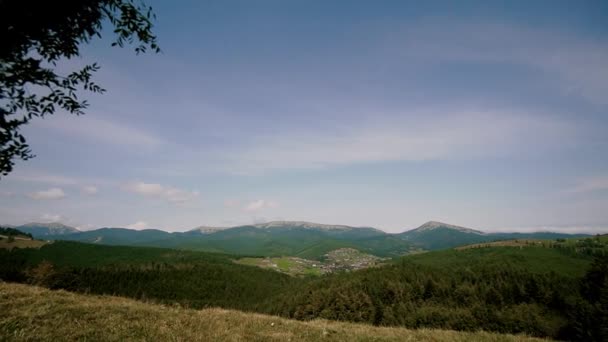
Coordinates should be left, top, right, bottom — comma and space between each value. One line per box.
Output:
235, 248, 386, 276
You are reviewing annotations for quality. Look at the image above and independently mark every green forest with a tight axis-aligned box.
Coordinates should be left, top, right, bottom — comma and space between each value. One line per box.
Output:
1, 239, 607, 341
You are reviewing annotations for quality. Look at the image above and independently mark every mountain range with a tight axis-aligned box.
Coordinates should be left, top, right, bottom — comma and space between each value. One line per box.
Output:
13, 220, 590, 259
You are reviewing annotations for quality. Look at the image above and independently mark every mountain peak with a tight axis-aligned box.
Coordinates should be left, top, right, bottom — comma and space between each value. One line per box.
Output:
415, 221, 484, 234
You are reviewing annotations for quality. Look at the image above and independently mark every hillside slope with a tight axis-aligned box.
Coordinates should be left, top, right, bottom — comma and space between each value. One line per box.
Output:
398, 221, 589, 250
0, 283, 541, 342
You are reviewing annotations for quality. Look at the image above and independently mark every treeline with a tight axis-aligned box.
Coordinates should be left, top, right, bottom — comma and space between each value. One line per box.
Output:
0, 227, 32, 239
552, 236, 608, 258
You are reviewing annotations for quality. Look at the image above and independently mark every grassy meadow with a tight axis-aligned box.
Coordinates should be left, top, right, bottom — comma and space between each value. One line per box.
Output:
0, 282, 544, 342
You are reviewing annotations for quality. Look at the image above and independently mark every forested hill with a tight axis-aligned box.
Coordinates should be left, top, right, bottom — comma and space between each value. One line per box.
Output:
396, 221, 590, 250
1, 239, 606, 340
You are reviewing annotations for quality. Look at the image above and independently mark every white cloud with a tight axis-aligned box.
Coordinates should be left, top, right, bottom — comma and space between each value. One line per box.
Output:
125, 181, 200, 203
82, 185, 98, 195
28, 188, 66, 200
125, 221, 149, 230
244, 199, 279, 212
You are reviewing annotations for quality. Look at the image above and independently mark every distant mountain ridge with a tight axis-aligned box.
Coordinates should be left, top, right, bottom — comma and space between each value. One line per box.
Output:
251, 221, 378, 231
16, 222, 80, 236
19, 220, 591, 256
27, 220, 413, 259
411, 221, 484, 234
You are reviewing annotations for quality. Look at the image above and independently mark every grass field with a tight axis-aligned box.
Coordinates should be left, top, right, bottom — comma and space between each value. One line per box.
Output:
235, 256, 324, 276
0, 237, 47, 250
0, 282, 543, 342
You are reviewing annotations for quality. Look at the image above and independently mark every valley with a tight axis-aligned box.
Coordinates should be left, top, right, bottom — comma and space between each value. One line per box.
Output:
1, 221, 606, 341
235, 248, 386, 276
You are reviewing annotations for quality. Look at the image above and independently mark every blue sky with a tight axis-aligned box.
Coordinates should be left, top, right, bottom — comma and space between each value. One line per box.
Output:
1, 0, 607, 233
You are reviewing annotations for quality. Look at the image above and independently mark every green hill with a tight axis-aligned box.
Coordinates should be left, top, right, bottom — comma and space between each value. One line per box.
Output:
0, 241, 295, 311
403, 246, 592, 277
0, 282, 544, 342
267, 245, 605, 340
398, 221, 589, 250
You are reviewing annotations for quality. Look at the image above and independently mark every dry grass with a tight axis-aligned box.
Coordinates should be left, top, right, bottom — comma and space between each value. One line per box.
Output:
0, 282, 545, 342
0, 238, 47, 250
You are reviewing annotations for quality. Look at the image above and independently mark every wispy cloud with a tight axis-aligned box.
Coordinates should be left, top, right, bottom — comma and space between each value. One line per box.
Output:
11, 173, 80, 186
8, 171, 113, 187
125, 221, 149, 230
81, 185, 99, 195
566, 176, 608, 194
32, 115, 164, 149
40, 213, 66, 222
396, 21, 608, 105
124, 181, 200, 204
222, 110, 574, 173
244, 199, 279, 212
28, 188, 66, 200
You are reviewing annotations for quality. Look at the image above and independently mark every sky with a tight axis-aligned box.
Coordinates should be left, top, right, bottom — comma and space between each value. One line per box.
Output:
1, 0, 608, 233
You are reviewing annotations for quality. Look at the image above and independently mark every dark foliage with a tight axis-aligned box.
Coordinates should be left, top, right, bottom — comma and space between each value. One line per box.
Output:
0, 242, 295, 311
0, 0, 159, 177
0, 226, 33, 239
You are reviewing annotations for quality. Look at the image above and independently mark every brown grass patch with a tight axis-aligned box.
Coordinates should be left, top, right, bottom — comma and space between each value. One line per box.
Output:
0, 238, 47, 250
